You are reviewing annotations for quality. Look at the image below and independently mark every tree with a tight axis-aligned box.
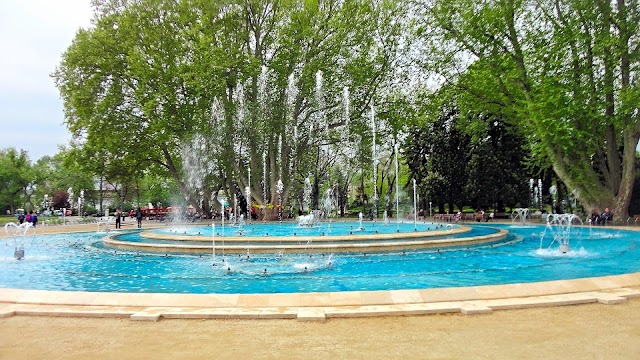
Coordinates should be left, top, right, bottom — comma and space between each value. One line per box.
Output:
421, 0, 640, 219
464, 116, 530, 211
54, 0, 413, 218
405, 103, 469, 214
0, 148, 32, 214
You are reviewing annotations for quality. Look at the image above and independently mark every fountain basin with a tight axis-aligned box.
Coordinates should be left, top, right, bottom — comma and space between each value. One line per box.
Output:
102, 223, 508, 254
1, 224, 639, 295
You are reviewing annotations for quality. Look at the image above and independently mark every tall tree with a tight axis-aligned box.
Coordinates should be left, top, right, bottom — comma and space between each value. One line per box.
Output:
405, 104, 469, 213
421, 0, 640, 219
54, 0, 412, 217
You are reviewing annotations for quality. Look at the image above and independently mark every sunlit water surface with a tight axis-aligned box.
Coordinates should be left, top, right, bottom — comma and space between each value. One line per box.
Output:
1, 223, 638, 294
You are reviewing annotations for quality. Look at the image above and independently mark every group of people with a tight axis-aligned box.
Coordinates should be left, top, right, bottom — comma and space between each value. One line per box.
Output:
474, 210, 495, 222
113, 208, 143, 229
590, 207, 614, 225
17, 210, 38, 227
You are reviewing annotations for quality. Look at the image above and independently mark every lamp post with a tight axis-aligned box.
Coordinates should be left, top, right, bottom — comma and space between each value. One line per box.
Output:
429, 201, 432, 219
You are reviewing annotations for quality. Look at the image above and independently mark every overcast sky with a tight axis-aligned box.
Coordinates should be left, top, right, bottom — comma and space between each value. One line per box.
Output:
0, 0, 93, 162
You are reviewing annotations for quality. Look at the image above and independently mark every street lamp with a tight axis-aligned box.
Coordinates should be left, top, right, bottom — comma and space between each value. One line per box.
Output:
429, 201, 432, 218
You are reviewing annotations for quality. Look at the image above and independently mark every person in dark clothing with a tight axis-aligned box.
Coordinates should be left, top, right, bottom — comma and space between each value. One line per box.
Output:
115, 208, 122, 229
599, 207, 613, 225
135, 208, 143, 228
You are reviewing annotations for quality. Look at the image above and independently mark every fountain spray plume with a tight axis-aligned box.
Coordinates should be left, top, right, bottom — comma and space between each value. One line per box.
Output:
371, 104, 378, 219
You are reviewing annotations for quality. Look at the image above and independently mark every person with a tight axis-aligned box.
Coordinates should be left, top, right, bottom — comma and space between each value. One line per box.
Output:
26, 211, 32, 223
31, 212, 38, 227
475, 210, 484, 222
487, 211, 494, 222
590, 209, 600, 225
115, 208, 122, 229
18, 212, 25, 224
135, 207, 143, 228
599, 207, 613, 225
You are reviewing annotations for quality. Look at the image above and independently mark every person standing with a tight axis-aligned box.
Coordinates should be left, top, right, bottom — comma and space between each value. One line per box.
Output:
135, 207, 143, 228
115, 208, 122, 229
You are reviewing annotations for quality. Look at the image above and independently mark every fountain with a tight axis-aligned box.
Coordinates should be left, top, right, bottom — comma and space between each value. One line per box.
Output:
323, 188, 334, 219
5, 223, 640, 297
78, 190, 85, 217
394, 142, 400, 229
371, 104, 378, 219
276, 179, 284, 221
303, 177, 312, 213
540, 213, 583, 253
297, 213, 316, 227
236, 214, 246, 236
511, 208, 530, 225
246, 171, 251, 222
211, 223, 216, 258
413, 179, 418, 230
4, 222, 33, 260
262, 149, 267, 220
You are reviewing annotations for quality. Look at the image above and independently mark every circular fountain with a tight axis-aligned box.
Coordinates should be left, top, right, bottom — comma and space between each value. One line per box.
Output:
2, 223, 640, 296
102, 221, 508, 255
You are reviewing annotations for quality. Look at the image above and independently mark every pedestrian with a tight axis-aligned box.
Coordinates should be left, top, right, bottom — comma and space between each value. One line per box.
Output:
18, 212, 25, 224
31, 213, 38, 227
135, 207, 143, 228
115, 208, 122, 229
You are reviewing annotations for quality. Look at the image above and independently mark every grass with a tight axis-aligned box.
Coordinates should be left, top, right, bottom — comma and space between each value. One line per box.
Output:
0, 215, 17, 226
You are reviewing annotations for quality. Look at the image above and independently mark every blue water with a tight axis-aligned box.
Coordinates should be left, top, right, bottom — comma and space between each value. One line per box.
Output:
119, 222, 496, 245
1, 224, 639, 294
154, 221, 454, 237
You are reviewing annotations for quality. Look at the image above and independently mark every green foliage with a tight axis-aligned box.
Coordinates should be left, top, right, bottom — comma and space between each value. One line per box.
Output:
420, 0, 640, 217
0, 148, 32, 213
405, 103, 469, 213
53, 0, 414, 214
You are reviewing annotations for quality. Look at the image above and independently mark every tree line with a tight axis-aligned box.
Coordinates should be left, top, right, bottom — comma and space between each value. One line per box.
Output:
39, 0, 640, 220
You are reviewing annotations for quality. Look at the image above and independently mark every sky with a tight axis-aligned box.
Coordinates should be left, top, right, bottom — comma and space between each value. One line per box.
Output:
0, 0, 93, 162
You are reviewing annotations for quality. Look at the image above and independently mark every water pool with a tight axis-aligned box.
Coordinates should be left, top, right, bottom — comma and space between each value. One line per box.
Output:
1, 224, 639, 294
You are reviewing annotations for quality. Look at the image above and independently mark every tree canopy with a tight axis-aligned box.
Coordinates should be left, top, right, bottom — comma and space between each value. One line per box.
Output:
54, 0, 413, 217
46, 0, 640, 219
419, 0, 640, 218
